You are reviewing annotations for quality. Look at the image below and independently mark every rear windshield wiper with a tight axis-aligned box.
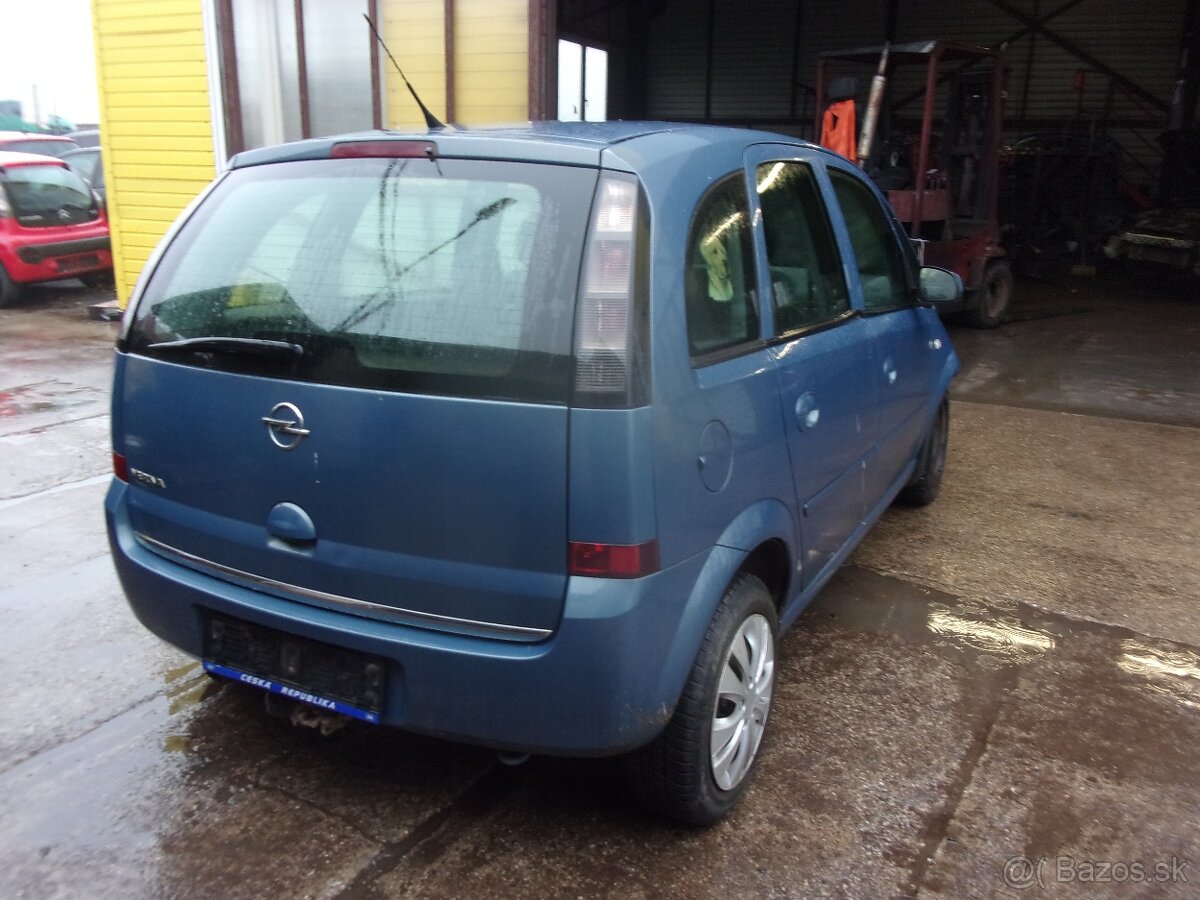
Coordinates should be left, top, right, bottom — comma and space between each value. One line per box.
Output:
146, 337, 305, 358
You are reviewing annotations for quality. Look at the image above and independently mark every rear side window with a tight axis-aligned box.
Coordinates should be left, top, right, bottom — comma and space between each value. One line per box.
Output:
828, 169, 911, 311
755, 161, 849, 334
0, 164, 98, 227
126, 157, 597, 403
686, 175, 759, 358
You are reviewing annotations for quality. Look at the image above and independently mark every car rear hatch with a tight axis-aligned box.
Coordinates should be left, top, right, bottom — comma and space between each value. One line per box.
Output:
0, 160, 108, 269
116, 153, 598, 639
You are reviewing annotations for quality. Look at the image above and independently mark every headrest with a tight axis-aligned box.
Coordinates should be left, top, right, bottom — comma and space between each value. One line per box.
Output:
828, 77, 860, 103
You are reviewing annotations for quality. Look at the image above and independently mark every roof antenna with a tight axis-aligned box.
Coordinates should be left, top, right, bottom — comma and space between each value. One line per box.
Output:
363, 13, 446, 131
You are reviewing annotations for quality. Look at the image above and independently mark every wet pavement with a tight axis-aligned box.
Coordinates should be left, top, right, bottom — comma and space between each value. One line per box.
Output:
1, 276, 1197, 898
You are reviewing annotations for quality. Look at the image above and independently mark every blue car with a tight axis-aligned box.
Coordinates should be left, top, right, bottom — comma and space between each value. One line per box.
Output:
106, 122, 960, 823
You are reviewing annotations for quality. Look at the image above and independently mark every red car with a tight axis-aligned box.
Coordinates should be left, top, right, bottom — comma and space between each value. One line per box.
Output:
0, 151, 113, 307
0, 131, 79, 157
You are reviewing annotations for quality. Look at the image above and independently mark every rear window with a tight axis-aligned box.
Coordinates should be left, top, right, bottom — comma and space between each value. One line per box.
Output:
0, 163, 98, 227
126, 157, 598, 403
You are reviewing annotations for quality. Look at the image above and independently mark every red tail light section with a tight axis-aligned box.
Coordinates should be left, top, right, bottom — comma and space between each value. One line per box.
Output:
112, 452, 128, 482
569, 540, 660, 579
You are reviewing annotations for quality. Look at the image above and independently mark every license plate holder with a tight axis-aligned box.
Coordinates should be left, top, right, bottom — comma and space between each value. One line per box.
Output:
203, 613, 385, 724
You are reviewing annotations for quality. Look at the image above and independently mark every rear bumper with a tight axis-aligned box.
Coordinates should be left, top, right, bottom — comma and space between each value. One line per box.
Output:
106, 480, 720, 756
3, 235, 112, 283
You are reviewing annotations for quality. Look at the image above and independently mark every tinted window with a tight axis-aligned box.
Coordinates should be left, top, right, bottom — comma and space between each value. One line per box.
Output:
828, 169, 910, 311
0, 164, 98, 226
686, 175, 759, 358
127, 157, 596, 404
63, 150, 101, 186
756, 161, 849, 334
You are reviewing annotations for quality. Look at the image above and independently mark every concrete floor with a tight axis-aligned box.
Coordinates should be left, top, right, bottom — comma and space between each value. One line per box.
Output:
0, 275, 1196, 898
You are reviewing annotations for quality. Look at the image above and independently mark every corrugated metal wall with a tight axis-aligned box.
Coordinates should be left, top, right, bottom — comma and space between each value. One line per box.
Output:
643, 0, 1186, 176
91, 0, 217, 305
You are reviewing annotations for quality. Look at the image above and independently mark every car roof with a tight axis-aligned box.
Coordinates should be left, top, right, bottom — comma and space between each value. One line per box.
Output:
0, 131, 76, 143
0, 150, 69, 168
229, 121, 819, 170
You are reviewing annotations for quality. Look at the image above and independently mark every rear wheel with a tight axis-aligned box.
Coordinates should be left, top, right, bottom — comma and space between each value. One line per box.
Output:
966, 260, 1012, 328
0, 263, 19, 308
897, 396, 949, 506
627, 574, 777, 824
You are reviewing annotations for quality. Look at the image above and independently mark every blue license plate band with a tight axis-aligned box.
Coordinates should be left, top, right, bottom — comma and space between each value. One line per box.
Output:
203, 661, 381, 724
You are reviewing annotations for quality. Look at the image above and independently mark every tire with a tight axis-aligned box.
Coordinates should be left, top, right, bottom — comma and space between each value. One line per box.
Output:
0, 263, 20, 308
627, 574, 777, 825
965, 260, 1012, 328
897, 396, 949, 506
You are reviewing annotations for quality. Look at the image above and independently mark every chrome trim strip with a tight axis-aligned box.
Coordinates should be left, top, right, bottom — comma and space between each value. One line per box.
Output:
134, 532, 553, 640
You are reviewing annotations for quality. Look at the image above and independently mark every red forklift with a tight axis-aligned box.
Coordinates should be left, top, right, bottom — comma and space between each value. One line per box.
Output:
816, 41, 1012, 327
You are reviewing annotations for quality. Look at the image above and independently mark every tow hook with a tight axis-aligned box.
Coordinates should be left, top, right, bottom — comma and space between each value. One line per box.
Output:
289, 703, 349, 736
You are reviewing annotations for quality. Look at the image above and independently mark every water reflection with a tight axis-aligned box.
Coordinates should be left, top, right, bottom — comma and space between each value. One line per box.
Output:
1117, 639, 1200, 709
926, 599, 1056, 663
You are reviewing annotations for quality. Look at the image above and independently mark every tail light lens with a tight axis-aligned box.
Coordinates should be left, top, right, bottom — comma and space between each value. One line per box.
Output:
573, 173, 649, 408
330, 140, 436, 159
112, 452, 128, 482
569, 540, 660, 579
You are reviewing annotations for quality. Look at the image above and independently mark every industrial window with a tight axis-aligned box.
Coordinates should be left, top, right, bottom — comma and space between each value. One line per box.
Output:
756, 161, 850, 335
685, 175, 759, 359
557, 40, 607, 122
828, 169, 910, 312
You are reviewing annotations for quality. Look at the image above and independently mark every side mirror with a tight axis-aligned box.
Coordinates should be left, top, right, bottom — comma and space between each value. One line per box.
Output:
918, 266, 963, 304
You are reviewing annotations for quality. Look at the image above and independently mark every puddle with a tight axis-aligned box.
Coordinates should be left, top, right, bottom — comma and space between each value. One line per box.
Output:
163, 661, 210, 717
811, 568, 1057, 671
816, 567, 1200, 717
1117, 639, 1200, 709
926, 599, 1056, 664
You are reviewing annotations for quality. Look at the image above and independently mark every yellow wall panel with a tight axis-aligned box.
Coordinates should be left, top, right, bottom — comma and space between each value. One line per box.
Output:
106, 123, 214, 140
454, 0, 529, 126
99, 28, 206, 49
383, 0, 447, 129
102, 59, 208, 78
93, 0, 215, 306
105, 76, 211, 96
380, 0, 529, 128
96, 12, 203, 36
101, 49, 206, 67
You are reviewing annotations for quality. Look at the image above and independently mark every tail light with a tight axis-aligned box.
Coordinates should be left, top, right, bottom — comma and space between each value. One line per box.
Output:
572, 173, 649, 408
330, 140, 436, 159
112, 452, 128, 482
569, 540, 660, 579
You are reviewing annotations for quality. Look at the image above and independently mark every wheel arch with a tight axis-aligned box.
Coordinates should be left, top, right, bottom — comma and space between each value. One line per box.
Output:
652, 500, 798, 723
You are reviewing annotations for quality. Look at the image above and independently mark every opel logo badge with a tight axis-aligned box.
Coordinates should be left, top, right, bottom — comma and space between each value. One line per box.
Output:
261, 402, 310, 450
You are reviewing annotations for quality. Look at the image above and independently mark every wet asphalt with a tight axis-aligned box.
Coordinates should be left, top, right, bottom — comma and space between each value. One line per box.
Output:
0, 275, 1197, 898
